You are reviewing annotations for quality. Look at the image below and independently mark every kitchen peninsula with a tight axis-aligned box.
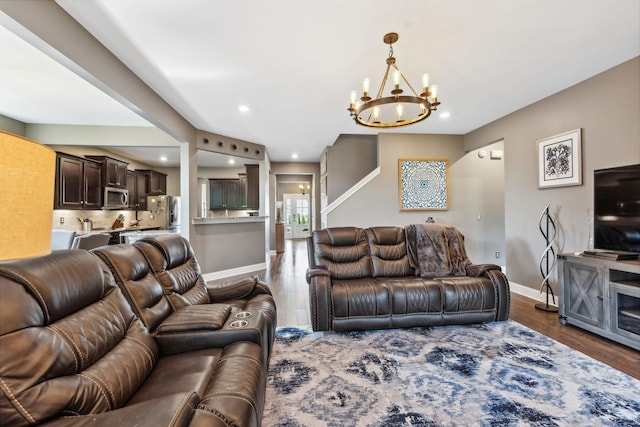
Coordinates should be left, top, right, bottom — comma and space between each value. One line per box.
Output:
190, 215, 269, 281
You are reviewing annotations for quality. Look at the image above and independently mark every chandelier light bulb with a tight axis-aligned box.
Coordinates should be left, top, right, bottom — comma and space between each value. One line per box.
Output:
393, 70, 401, 86
350, 90, 357, 105
422, 73, 430, 90
373, 106, 380, 122
396, 104, 403, 121
431, 84, 439, 100
363, 78, 370, 94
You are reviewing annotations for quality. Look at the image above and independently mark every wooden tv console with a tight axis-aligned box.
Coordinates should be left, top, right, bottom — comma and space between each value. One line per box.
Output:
558, 253, 640, 351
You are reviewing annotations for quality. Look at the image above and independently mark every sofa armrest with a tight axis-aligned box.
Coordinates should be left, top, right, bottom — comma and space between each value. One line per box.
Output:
307, 269, 332, 332
484, 269, 511, 321
206, 275, 272, 302
466, 263, 502, 277
306, 266, 331, 283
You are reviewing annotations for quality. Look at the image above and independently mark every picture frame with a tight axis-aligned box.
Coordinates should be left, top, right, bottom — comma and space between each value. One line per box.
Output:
399, 158, 449, 210
537, 128, 582, 188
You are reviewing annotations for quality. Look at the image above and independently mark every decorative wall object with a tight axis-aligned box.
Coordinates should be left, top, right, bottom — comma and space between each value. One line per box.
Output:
399, 158, 449, 210
537, 128, 582, 188
536, 203, 558, 312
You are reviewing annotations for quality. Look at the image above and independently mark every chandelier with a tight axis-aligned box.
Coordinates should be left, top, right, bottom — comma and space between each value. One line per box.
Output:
348, 33, 441, 128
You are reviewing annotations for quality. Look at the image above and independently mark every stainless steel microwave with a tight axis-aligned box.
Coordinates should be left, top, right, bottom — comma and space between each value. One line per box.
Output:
103, 187, 129, 210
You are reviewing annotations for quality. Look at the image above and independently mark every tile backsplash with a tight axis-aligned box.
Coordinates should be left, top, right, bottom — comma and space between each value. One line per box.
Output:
53, 210, 165, 231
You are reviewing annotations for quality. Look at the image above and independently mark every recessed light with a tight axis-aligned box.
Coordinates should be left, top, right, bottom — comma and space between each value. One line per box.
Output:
160, 156, 168, 162
439, 111, 451, 119
292, 153, 299, 159
228, 159, 235, 164
238, 105, 250, 113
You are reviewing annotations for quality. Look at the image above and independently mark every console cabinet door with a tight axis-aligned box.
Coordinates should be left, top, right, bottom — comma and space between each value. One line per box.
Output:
561, 260, 605, 328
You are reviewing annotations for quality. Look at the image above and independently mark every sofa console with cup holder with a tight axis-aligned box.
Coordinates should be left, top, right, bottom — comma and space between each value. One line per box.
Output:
0, 234, 276, 427
306, 224, 510, 332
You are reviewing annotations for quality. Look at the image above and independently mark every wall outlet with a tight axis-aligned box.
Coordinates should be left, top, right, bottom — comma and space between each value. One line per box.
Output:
59, 217, 64, 224
495, 251, 500, 258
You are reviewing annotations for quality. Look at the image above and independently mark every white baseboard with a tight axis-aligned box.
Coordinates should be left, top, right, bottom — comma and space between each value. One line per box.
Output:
202, 263, 267, 282
510, 282, 558, 307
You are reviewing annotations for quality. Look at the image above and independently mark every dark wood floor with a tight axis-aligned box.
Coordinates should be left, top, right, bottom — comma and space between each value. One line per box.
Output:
217, 238, 640, 380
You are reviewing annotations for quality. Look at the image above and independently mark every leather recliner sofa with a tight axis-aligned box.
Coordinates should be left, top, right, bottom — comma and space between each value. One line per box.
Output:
93, 235, 276, 364
306, 224, 510, 331
0, 234, 276, 427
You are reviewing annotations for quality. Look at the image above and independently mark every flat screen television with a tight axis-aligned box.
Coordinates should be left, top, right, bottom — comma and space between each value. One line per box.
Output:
593, 163, 640, 255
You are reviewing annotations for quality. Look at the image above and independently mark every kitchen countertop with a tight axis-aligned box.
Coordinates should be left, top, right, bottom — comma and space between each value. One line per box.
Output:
77, 226, 160, 235
191, 216, 269, 225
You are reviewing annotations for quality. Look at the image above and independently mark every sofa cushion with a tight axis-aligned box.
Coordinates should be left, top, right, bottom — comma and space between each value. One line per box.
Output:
332, 279, 390, 319
93, 243, 173, 332
310, 227, 372, 279
0, 250, 159, 426
385, 277, 443, 314
365, 227, 415, 277
136, 237, 211, 309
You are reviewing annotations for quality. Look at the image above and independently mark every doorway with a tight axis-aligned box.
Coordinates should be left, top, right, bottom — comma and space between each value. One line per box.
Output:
283, 193, 311, 239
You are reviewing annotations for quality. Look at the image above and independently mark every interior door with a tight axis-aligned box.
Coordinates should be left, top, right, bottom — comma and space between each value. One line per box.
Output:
283, 193, 311, 239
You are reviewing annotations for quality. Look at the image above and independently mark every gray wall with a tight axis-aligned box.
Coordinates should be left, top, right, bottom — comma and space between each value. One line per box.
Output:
326, 134, 377, 202
465, 56, 640, 291
0, 115, 27, 135
326, 133, 506, 265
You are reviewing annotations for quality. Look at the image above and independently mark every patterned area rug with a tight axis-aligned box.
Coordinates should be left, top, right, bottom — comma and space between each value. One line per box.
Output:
263, 321, 640, 426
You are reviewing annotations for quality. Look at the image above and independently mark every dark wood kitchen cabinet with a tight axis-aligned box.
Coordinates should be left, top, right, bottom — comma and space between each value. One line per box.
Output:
245, 165, 259, 209
136, 169, 167, 195
210, 179, 241, 209
86, 155, 128, 188
54, 153, 102, 210
126, 170, 148, 210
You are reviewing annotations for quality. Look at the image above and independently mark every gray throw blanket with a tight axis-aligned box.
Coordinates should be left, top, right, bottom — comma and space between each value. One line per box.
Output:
405, 224, 470, 277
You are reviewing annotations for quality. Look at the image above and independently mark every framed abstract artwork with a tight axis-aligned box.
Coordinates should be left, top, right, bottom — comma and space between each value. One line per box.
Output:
537, 128, 582, 188
398, 158, 449, 210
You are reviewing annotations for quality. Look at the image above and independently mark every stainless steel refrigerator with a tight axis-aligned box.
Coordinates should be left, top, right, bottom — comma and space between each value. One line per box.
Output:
147, 195, 180, 231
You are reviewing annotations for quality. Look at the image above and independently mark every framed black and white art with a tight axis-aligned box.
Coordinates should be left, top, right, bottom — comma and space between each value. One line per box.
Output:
537, 128, 582, 189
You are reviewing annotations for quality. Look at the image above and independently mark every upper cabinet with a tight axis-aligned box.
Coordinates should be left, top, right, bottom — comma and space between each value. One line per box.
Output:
86, 155, 128, 188
245, 165, 259, 209
136, 169, 167, 195
209, 165, 259, 211
210, 179, 241, 209
53, 151, 170, 211
54, 153, 102, 210
126, 170, 148, 211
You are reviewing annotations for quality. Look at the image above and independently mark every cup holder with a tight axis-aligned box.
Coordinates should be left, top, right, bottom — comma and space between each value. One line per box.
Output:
230, 320, 248, 328
235, 311, 252, 319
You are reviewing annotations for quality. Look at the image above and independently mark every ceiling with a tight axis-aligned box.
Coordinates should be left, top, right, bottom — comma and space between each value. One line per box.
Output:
1, 0, 639, 167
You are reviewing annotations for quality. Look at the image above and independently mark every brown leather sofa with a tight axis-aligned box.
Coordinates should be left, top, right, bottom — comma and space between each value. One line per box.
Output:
306, 225, 510, 331
0, 235, 276, 427
93, 235, 276, 364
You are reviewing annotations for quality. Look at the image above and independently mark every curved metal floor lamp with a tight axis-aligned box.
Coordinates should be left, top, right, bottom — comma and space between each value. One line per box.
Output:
536, 204, 559, 312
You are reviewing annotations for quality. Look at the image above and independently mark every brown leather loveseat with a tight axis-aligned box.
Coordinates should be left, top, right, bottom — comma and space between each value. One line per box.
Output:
0, 235, 276, 427
306, 224, 510, 331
